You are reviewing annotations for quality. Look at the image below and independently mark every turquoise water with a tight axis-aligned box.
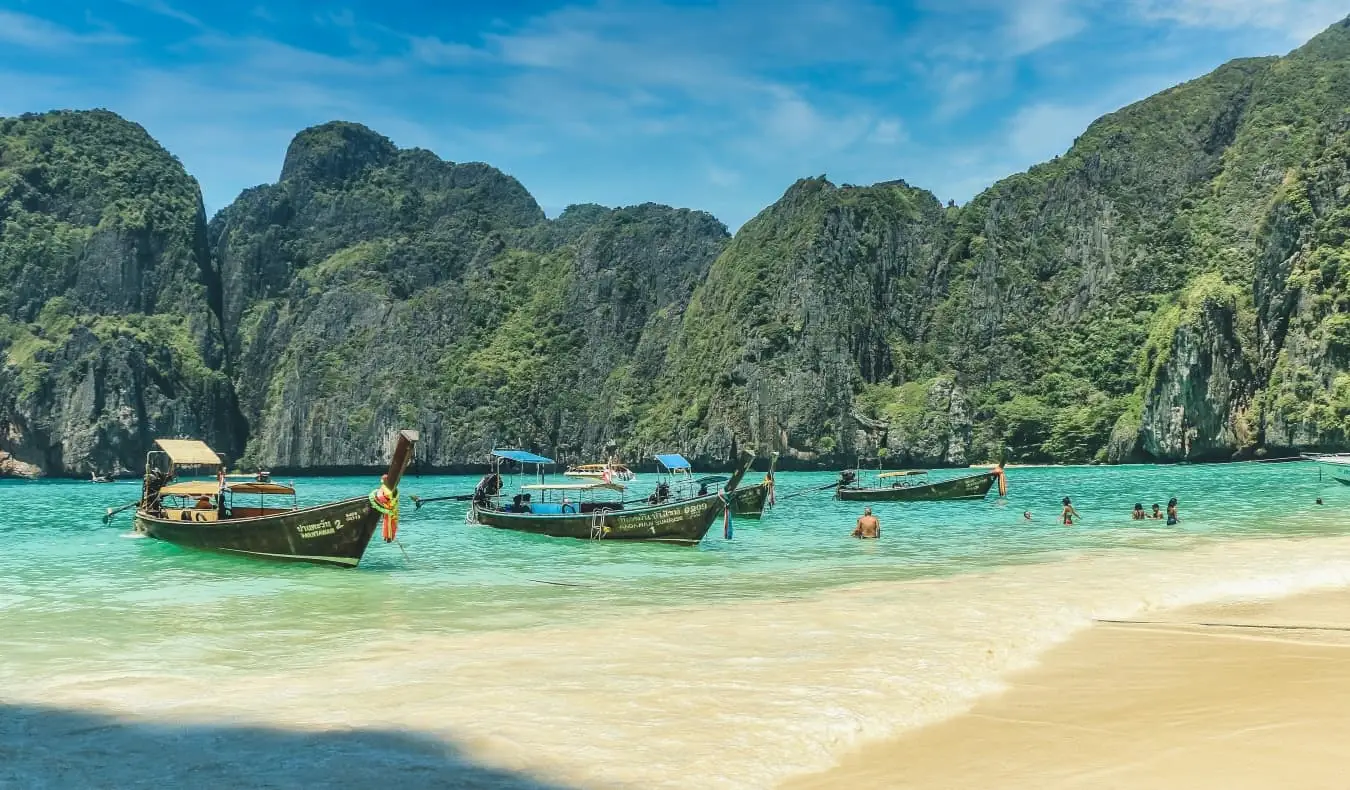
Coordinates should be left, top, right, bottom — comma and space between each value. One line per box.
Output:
3, 463, 1345, 657
4, 462, 1350, 787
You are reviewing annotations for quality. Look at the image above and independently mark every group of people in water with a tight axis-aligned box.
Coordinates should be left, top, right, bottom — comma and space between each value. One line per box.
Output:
852, 496, 1183, 538
1131, 499, 1181, 525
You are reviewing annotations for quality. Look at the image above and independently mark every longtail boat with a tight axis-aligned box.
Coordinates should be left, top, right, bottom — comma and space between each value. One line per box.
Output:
471, 450, 752, 545
835, 464, 1006, 502
1304, 453, 1350, 484
730, 452, 778, 518
652, 451, 777, 518
132, 431, 418, 567
564, 461, 636, 482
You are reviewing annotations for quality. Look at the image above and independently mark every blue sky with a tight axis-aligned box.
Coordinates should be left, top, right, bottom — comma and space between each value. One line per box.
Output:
1, 0, 1346, 229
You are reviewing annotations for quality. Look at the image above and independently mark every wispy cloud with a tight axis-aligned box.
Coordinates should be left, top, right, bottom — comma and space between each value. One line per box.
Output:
1130, 0, 1350, 41
117, 0, 204, 29
3, 0, 1341, 230
1005, 0, 1088, 55
0, 10, 131, 50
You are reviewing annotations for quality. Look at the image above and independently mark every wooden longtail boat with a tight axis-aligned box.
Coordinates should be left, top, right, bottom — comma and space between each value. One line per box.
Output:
471, 450, 751, 545
1303, 453, 1350, 484
729, 452, 778, 518
133, 431, 417, 567
835, 465, 1005, 502
563, 461, 636, 482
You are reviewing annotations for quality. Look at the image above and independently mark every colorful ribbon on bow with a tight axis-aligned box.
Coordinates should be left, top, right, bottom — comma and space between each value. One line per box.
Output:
992, 465, 1008, 497
718, 490, 733, 540
370, 481, 400, 542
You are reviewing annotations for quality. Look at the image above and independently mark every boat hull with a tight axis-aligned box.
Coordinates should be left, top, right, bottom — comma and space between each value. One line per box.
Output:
730, 482, 769, 518
837, 471, 997, 502
473, 495, 725, 545
134, 496, 381, 567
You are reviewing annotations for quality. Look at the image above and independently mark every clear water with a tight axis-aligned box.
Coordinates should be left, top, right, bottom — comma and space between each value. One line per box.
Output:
3, 462, 1350, 787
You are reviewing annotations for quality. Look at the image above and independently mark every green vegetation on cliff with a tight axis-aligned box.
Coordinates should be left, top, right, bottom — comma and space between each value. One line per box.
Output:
0, 110, 240, 475
5, 15, 1350, 474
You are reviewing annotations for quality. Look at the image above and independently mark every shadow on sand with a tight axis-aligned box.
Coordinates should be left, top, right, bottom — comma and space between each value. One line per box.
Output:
0, 701, 578, 789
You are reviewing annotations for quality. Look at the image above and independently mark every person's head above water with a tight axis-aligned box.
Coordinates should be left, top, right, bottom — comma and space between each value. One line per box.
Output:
1167, 497, 1178, 507
1062, 497, 1071, 506
1134, 503, 1143, 510
1152, 503, 1161, 511
863, 507, 872, 516
1023, 511, 1032, 520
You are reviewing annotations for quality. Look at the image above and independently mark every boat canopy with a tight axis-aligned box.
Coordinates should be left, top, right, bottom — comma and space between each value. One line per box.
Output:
521, 481, 626, 492
654, 453, 692, 470
154, 439, 222, 467
879, 470, 928, 478
492, 449, 555, 464
159, 480, 297, 497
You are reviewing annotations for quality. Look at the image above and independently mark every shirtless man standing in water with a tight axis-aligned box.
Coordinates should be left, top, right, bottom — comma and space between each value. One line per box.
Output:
853, 507, 881, 539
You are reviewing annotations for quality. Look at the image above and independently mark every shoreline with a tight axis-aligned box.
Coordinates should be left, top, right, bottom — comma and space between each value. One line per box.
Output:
781, 587, 1350, 789
7, 529, 1350, 788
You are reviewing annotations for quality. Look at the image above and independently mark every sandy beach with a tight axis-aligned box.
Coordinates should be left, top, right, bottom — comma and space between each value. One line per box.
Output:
783, 588, 1350, 790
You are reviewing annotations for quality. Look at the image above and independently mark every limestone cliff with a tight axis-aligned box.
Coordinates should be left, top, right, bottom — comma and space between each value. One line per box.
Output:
0, 110, 242, 476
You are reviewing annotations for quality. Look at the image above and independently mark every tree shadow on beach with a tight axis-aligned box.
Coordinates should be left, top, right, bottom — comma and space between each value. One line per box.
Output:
0, 701, 577, 789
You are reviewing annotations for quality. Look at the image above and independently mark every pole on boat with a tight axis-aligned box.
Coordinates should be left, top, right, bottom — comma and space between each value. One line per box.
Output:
102, 500, 140, 523
410, 492, 476, 509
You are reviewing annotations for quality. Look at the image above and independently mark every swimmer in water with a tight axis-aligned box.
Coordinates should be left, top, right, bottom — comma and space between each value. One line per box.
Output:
1023, 511, 1033, 521
1150, 503, 1163, 520
1061, 497, 1080, 526
853, 507, 880, 539
1131, 502, 1146, 520
1166, 497, 1180, 525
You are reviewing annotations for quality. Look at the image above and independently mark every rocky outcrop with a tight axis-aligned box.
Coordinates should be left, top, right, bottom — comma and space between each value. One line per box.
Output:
209, 126, 729, 469
8, 16, 1350, 472
0, 110, 243, 476
1127, 279, 1256, 461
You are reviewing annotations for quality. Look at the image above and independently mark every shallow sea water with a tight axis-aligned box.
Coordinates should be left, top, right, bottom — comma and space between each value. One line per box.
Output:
3, 462, 1350, 787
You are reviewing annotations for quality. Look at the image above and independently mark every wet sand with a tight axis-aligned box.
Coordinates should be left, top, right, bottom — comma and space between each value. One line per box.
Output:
782, 589, 1350, 790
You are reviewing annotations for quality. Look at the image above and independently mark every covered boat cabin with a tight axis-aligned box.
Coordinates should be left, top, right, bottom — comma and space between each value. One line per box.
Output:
517, 481, 627, 514
143, 439, 296, 522
650, 453, 726, 503
879, 470, 929, 488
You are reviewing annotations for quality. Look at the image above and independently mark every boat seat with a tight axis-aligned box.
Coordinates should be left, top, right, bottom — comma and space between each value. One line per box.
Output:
166, 508, 218, 522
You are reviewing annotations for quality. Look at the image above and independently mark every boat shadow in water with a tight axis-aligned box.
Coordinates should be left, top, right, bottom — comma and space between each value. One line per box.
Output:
0, 701, 577, 789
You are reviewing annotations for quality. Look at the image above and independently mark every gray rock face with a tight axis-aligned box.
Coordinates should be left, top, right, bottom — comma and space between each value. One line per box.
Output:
210, 127, 729, 469
1135, 292, 1256, 461
0, 110, 243, 476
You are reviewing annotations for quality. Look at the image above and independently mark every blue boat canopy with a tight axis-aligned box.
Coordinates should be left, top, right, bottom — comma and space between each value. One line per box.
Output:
492, 449, 555, 464
654, 453, 692, 470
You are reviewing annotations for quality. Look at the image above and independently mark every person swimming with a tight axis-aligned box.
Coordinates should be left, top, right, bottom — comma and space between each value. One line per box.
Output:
1131, 503, 1146, 520
1150, 503, 1163, 520
853, 507, 881, 539
1061, 497, 1080, 526
1166, 497, 1180, 525
1023, 511, 1032, 521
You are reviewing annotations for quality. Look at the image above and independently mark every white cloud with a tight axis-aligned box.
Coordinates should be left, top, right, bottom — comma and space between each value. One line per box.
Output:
1005, 0, 1088, 54
1131, 0, 1350, 41
868, 118, 906, 145
1006, 102, 1100, 160
408, 36, 486, 66
0, 11, 131, 50
706, 166, 741, 188
117, 0, 204, 29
